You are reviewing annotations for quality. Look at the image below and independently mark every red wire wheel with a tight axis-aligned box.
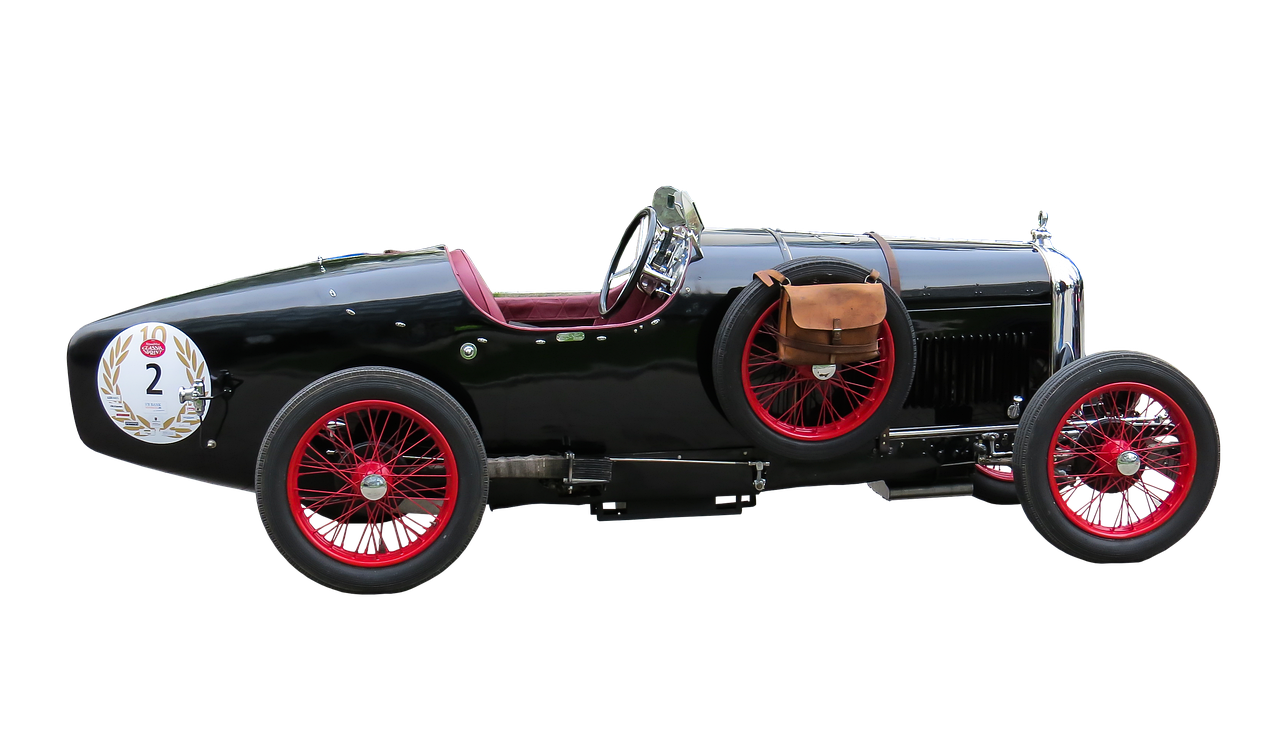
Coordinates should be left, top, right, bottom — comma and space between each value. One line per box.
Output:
712, 256, 915, 462
1047, 382, 1195, 539
1011, 352, 1219, 563
286, 399, 458, 566
742, 301, 894, 440
975, 464, 1014, 482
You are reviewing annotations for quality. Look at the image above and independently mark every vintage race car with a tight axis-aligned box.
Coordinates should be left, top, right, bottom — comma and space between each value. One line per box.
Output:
67, 187, 1219, 593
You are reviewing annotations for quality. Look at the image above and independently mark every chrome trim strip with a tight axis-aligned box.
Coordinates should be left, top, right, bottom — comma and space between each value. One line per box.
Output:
906, 303, 1050, 313
1033, 244, 1085, 373
887, 424, 1019, 440
764, 228, 793, 261
611, 458, 768, 467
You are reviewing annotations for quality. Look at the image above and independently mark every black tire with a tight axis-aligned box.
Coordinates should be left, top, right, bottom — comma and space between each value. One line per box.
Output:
256, 367, 487, 593
712, 256, 916, 461
1013, 351, 1218, 562
971, 465, 1019, 505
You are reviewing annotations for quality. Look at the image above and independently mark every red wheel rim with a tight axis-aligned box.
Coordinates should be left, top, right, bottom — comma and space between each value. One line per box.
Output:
1047, 382, 1196, 539
287, 400, 459, 566
741, 300, 895, 440
976, 464, 1014, 482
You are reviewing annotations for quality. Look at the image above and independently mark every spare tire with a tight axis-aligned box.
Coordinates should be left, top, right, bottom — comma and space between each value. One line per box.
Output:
712, 256, 916, 461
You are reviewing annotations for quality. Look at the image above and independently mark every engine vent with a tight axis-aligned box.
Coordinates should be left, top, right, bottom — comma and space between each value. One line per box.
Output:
906, 332, 1036, 409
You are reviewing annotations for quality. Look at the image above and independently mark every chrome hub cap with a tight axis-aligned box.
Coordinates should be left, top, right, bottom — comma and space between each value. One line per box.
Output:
811, 364, 836, 381
1116, 450, 1141, 477
360, 473, 389, 501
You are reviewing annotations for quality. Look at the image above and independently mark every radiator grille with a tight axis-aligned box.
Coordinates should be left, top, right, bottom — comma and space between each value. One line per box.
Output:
906, 332, 1036, 408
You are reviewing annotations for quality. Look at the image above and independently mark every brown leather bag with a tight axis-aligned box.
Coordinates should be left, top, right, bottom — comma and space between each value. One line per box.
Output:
754, 269, 887, 365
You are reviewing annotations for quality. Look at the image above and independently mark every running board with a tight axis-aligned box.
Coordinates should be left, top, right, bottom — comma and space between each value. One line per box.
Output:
868, 481, 974, 501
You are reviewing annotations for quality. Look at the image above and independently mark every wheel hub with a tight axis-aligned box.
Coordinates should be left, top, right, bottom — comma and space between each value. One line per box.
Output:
1090, 437, 1141, 475
360, 474, 388, 501
355, 462, 392, 501
810, 364, 836, 381
1116, 450, 1141, 477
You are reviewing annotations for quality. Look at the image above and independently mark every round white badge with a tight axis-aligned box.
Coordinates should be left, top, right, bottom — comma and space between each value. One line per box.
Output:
96, 322, 211, 444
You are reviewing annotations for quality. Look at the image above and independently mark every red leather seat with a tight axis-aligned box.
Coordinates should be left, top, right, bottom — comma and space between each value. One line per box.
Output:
449, 247, 665, 327
495, 294, 599, 324
448, 249, 505, 323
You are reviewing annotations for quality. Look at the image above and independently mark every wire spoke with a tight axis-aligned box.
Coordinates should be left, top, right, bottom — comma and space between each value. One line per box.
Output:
1141, 483, 1172, 503
299, 488, 356, 507
758, 377, 803, 409
777, 381, 817, 425
396, 482, 449, 498
1059, 481, 1083, 501
1075, 491, 1105, 519
389, 455, 450, 483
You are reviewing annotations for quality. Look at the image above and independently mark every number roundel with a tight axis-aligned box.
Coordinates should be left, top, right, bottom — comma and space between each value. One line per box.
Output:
96, 321, 211, 444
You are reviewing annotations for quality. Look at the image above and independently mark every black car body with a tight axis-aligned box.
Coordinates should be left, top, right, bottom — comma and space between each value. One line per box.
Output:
68, 188, 1214, 593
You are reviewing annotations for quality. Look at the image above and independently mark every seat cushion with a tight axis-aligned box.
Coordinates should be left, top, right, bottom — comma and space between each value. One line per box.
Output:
496, 293, 600, 323
448, 249, 668, 328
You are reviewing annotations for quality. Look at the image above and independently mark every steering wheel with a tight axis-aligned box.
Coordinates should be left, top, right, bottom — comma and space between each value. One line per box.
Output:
600, 207, 660, 318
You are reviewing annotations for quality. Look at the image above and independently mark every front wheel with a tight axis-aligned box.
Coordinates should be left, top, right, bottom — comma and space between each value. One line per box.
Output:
256, 367, 488, 593
1012, 351, 1219, 562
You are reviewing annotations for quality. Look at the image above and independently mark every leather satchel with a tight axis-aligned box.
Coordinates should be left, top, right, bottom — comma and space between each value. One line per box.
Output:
754, 269, 887, 365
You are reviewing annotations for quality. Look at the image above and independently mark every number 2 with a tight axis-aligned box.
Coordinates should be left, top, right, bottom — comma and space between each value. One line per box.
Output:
146, 363, 163, 395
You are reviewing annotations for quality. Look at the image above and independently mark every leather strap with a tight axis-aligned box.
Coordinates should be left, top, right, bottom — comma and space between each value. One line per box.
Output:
758, 267, 882, 288
774, 332, 879, 356
754, 269, 788, 287
866, 232, 900, 294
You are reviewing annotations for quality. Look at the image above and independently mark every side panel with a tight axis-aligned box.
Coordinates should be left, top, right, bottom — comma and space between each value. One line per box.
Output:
780, 234, 1054, 429
69, 231, 1056, 493
68, 251, 468, 490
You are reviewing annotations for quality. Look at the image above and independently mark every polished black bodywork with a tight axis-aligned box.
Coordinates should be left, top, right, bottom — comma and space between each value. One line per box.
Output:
68, 229, 1055, 508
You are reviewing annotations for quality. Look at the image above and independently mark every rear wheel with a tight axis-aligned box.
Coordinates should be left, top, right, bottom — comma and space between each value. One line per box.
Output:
256, 367, 487, 593
1012, 352, 1218, 562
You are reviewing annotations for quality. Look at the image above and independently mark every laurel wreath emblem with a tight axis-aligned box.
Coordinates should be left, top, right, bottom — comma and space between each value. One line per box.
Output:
99, 329, 207, 440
